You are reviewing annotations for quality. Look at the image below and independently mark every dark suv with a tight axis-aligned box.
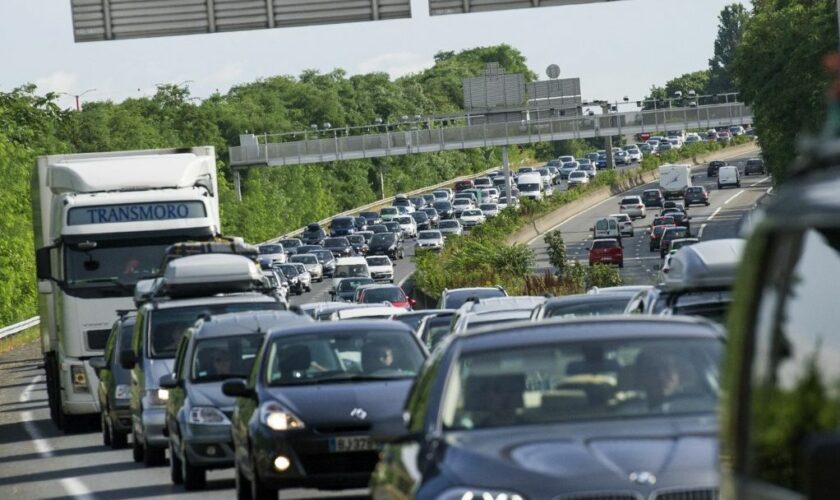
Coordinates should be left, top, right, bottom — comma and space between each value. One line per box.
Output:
301, 224, 326, 245
707, 160, 725, 177
684, 186, 710, 206
641, 189, 664, 208
743, 157, 766, 175
330, 216, 356, 237
721, 150, 840, 500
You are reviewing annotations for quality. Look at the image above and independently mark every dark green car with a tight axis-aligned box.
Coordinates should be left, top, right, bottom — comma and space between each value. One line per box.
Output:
91, 313, 135, 449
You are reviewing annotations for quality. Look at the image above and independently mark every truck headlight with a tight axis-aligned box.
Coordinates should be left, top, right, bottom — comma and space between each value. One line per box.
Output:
71, 365, 88, 393
260, 402, 305, 431
189, 406, 230, 425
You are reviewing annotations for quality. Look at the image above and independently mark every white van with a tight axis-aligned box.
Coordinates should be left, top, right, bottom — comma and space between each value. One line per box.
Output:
331, 256, 370, 290
517, 172, 543, 200
717, 165, 741, 189
592, 216, 622, 244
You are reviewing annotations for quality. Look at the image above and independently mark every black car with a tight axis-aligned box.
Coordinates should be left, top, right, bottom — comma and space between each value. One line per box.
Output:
301, 224, 327, 246
641, 189, 664, 208
707, 160, 725, 177
347, 234, 368, 256
744, 157, 766, 175
661, 208, 691, 234
422, 207, 440, 227
359, 211, 381, 225
278, 238, 303, 256
370, 316, 724, 500
368, 232, 404, 260
330, 217, 356, 237
684, 186, 710, 206
90, 313, 136, 449
411, 211, 431, 231
332, 277, 376, 302
296, 245, 322, 255
323, 237, 353, 257
383, 221, 404, 240
368, 224, 388, 235
433, 200, 454, 219
224, 321, 427, 498
274, 265, 303, 295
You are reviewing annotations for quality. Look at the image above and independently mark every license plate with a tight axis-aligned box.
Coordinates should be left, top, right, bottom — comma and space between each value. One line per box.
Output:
601, 257, 612, 262
329, 436, 380, 453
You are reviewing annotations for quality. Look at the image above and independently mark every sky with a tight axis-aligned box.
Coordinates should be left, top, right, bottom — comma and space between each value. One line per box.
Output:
0, 0, 745, 112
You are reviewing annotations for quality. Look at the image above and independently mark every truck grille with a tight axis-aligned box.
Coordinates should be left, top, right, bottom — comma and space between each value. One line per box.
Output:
653, 488, 719, 500
86, 329, 111, 350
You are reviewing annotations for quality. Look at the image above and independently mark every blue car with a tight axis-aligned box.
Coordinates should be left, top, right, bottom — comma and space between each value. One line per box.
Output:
596, 154, 608, 169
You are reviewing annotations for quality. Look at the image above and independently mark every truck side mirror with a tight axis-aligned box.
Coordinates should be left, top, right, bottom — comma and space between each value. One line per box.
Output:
119, 349, 137, 370
35, 247, 53, 280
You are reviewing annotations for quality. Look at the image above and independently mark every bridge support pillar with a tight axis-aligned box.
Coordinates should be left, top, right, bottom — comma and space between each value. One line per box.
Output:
502, 147, 512, 202
234, 169, 242, 202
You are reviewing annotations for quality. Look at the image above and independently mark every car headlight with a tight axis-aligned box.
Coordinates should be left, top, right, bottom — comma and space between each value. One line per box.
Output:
438, 488, 526, 500
189, 406, 230, 425
260, 401, 305, 431
146, 388, 168, 406
115, 384, 130, 400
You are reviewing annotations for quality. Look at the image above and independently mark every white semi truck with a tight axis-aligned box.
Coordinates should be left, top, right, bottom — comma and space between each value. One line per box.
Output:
659, 164, 693, 199
32, 147, 221, 431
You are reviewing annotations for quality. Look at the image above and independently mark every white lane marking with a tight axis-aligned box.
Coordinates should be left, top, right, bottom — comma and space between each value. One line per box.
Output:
707, 207, 722, 221
698, 223, 707, 239
724, 190, 745, 205
19, 375, 93, 499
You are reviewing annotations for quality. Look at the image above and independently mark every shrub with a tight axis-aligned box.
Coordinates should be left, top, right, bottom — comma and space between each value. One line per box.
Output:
543, 229, 567, 275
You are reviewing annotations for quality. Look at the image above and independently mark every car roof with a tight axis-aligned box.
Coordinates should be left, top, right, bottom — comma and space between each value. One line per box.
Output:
149, 293, 280, 310
193, 310, 311, 339
266, 319, 412, 339
457, 295, 546, 314
587, 285, 652, 295
544, 293, 636, 307
334, 306, 403, 320
662, 238, 745, 291
457, 315, 723, 351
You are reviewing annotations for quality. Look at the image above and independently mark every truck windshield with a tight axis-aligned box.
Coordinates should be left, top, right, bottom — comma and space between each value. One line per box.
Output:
148, 302, 282, 359
64, 239, 173, 290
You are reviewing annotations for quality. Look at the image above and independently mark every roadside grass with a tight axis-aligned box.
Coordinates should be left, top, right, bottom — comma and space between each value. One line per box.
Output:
0, 326, 39, 354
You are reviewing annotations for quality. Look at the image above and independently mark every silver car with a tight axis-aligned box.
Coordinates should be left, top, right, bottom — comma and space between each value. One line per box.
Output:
438, 219, 463, 238
289, 253, 324, 281
416, 230, 445, 250
290, 262, 312, 291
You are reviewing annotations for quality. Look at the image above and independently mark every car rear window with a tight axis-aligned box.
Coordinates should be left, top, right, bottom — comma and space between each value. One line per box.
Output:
592, 240, 619, 249
621, 197, 641, 205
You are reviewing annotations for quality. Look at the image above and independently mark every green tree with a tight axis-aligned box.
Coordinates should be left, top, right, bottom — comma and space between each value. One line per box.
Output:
733, 0, 838, 182
708, 3, 750, 95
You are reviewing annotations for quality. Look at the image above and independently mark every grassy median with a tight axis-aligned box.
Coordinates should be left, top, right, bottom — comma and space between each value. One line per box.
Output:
0, 325, 39, 354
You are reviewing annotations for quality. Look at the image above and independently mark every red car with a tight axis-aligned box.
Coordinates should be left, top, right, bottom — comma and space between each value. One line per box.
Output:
589, 238, 624, 268
357, 284, 415, 309
454, 180, 475, 192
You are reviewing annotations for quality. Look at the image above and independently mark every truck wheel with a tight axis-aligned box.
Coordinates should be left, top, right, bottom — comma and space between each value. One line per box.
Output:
45, 354, 61, 429
235, 461, 252, 500
110, 424, 128, 449
251, 467, 276, 500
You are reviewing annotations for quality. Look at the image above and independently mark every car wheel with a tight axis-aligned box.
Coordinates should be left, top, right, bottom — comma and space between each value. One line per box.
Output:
182, 450, 207, 490
110, 421, 128, 449
250, 463, 277, 500
737, 182, 741, 188
705, 202, 710, 206
295, 289, 302, 296
717, 183, 722, 189
132, 431, 143, 463
170, 441, 184, 485
101, 413, 111, 446
143, 441, 166, 467
235, 461, 252, 500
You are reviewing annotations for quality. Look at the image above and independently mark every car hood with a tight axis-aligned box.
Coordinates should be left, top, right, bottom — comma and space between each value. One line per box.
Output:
264, 378, 414, 426
370, 242, 395, 250
440, 415, 718, 496
368, 265, 392, 273
147, 358, 175, 388
187, 381, 235, 410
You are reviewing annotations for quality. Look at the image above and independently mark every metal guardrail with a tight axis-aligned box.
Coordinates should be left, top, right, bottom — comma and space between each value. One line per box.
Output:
0, 316, 40, 341
231, 103, 753, 167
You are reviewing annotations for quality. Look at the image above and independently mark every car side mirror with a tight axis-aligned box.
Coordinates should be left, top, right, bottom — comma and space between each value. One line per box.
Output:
119, 349, 136, 370
89, 356, 107, 375
222, 378, 255, 399
803, 432, 840, 499
158, 373, 179, 389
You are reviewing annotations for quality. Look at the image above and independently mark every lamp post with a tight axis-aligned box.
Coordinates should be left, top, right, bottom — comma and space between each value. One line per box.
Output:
61, 88, 97, 111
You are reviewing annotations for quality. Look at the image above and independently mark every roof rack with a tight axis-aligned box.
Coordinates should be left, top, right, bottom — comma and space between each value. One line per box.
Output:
158, 236, 259, 271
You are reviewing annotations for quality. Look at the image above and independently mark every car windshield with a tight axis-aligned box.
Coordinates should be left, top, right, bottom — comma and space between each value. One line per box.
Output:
337, 278, 374, 292
366, 256, 391, 266
413, 212, 428, 221
264, 329, 424, 385
654, 217, 675, 226
385, 223, 401, 232
190, 334, 263, 382
396, 216, 412, 224
149, 302, 282, 358
371, 233, 396, 245
545, 298, 630, 318
569, 173, 585, 179
621, 198, 640, 205
419, 231, 441, 240
440, 221, 459, 229
348, 235, 365, 244
462, 210, 482, 216
453, 199, 471, 206
324, 238, 348, 248
312, 250, 334, 263
334, 264, 368, 278
279, 239, 300, 248
434, 201, 452, 210
291, 255, 317, 264
277, 264, 299, 277
480, 204, 497, 210
381, 208, 398, 215
332, 218, 353, 228
362, 287, 405, 303
259, 244, 283, 254
441, 337, 721, 430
